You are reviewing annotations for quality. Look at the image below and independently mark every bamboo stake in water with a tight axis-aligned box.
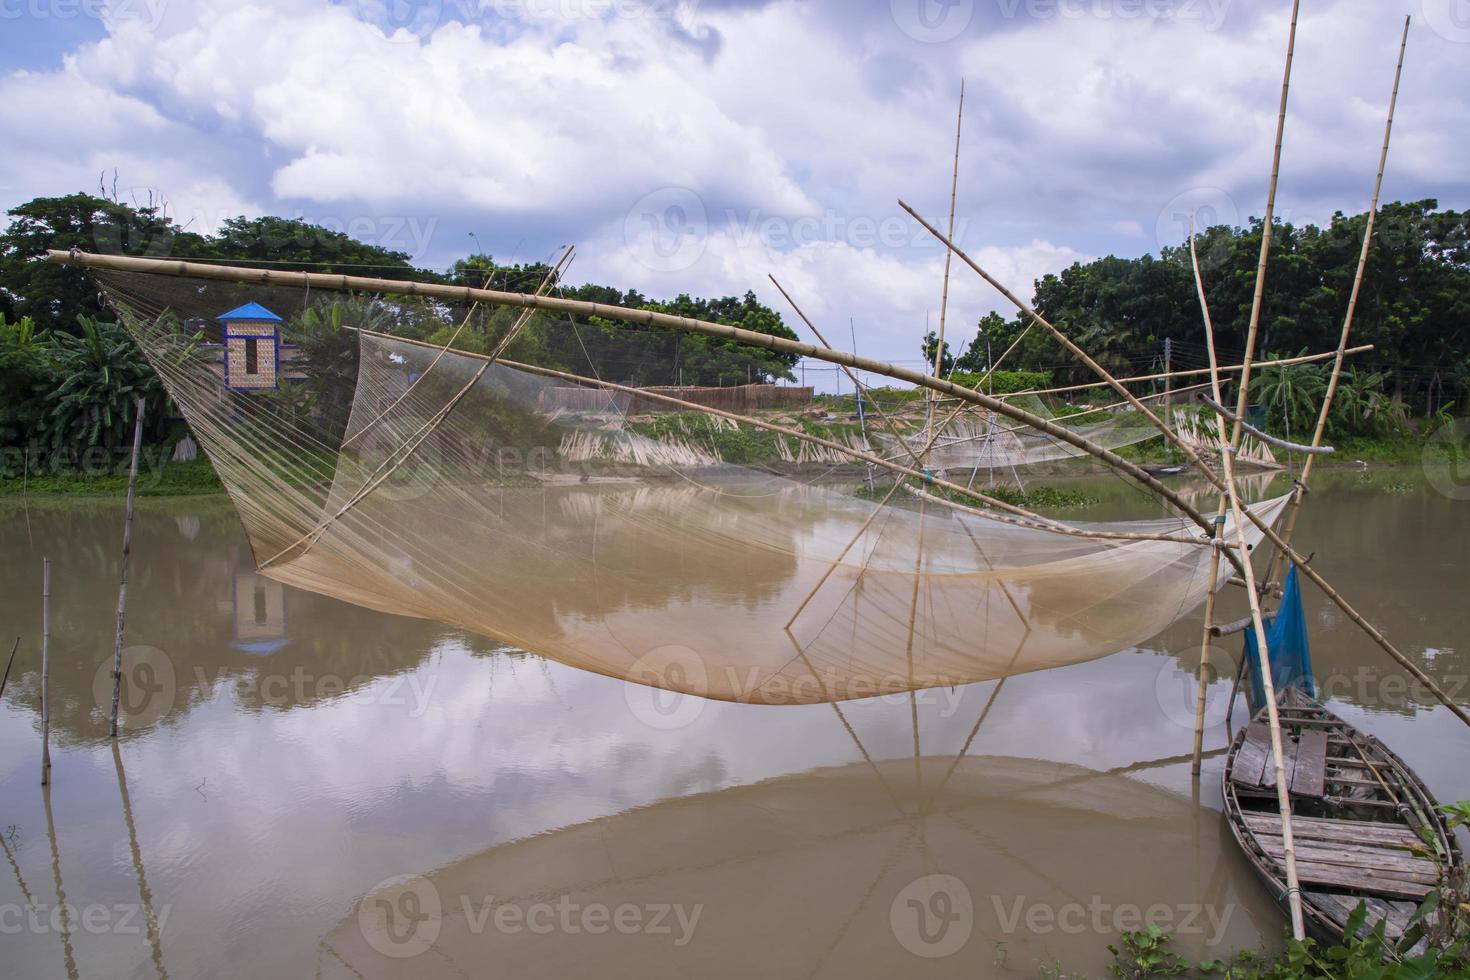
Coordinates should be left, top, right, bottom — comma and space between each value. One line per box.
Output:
41, 558, 52, 784
1269, 16, 1410, 585
111, 397, 146, 737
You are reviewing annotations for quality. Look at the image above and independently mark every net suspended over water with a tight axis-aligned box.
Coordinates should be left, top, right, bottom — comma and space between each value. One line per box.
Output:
96, 265, 1286, 705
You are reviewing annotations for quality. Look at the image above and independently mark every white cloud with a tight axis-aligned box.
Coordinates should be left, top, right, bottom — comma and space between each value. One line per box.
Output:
0, 0, 1465, 364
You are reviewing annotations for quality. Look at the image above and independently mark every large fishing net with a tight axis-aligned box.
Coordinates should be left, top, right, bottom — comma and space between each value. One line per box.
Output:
872, 393, 1167, 475
94, 266, 1286, 704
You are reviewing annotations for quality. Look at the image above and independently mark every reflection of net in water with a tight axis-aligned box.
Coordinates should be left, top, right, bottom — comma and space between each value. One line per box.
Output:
319, 754, 1265, 978
99, 271, 1287, 704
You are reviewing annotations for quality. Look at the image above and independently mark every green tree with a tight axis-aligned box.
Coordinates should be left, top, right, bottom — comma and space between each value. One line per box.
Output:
37, 315, 166, 455
0, 193, 210, 332
920, 330, 954, 376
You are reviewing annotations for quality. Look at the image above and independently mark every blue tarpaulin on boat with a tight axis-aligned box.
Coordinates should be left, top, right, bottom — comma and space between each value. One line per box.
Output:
1244, 566, 1315, 710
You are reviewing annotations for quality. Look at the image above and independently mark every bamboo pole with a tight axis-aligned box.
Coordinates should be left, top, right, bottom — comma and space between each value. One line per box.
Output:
989, 346, 1374, 400
1191, 232, 1308, 942
110, 397, 146, 737
476, 347, 1223, 547
929, 80, 966, 436
768, 275, 930, 471
1269, 17, 1409, 586
44, 250, 1218, 535
341, 245, 573, 449
40, 558, 52, 785
900, 201, 1229, 494
55, 250, 1466, 726
1189, 214, 1231, 777
1231, 0, 1301, 451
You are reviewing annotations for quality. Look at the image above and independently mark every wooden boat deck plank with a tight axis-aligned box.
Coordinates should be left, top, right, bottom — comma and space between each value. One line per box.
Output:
1311, 892, 1418, 943
1287, 859, 1434, 901
1241, 812, 1421, 850
1231, 722, 1271, 788
1252, 837, 1439, 882
1261, 734, 1302, 791
1289, 730, 1328, 798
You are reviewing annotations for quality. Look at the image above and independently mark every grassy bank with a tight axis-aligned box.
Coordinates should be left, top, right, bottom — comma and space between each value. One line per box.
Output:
0, 458, 223, 497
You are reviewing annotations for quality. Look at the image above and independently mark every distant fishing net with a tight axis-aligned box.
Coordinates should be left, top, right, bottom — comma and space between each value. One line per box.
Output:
873, 396, 1165, 475
93, 268, 1288, 705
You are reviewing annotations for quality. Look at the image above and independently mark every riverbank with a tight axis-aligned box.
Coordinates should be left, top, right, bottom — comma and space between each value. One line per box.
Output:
0, 429, 1448, 499
0, 457, 223, 497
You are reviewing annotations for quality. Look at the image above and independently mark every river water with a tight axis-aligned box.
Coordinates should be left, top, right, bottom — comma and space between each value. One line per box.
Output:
0, 466, 1465, 978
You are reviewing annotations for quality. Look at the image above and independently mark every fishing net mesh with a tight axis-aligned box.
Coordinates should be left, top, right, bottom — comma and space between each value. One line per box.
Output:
93, 268, 1287, 704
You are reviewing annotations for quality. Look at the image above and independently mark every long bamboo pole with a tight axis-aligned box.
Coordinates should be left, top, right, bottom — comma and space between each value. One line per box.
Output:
1200, 264, 1309, 943
769, 275, 930, 470
1268, 17, 1409, 586
900, 202, 1228, 493
1231, 0, 1301, 451
987, 346, 1373, 401
53, 249, 1467, 725
929, 80, 966, 435
111, 397, 145, 737
47, 250, 1216, 534
438, 341, 1224, 547
342, 245, 573, 449
1188, 213, 1230, 777
897, 208, 1470, 727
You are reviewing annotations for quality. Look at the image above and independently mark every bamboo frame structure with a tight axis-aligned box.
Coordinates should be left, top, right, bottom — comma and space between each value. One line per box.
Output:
892, 200, 1470, 729
360, 328, 1222, 548
1268, 16, 1410, 588
44, 249, 1220, 535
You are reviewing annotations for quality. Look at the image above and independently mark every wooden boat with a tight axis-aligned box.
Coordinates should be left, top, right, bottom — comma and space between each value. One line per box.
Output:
1223, 687, 1463, 948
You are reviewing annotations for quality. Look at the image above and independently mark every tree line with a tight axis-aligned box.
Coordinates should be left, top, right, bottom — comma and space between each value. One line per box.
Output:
0, 193, 801, 470
927, 200, 1469, 420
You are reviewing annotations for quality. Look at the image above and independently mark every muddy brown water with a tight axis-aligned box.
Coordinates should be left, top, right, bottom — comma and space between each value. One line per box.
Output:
0, 467, 1465, 978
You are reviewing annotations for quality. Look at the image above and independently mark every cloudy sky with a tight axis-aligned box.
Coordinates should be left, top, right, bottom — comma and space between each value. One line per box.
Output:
2, 0, 1467, 366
